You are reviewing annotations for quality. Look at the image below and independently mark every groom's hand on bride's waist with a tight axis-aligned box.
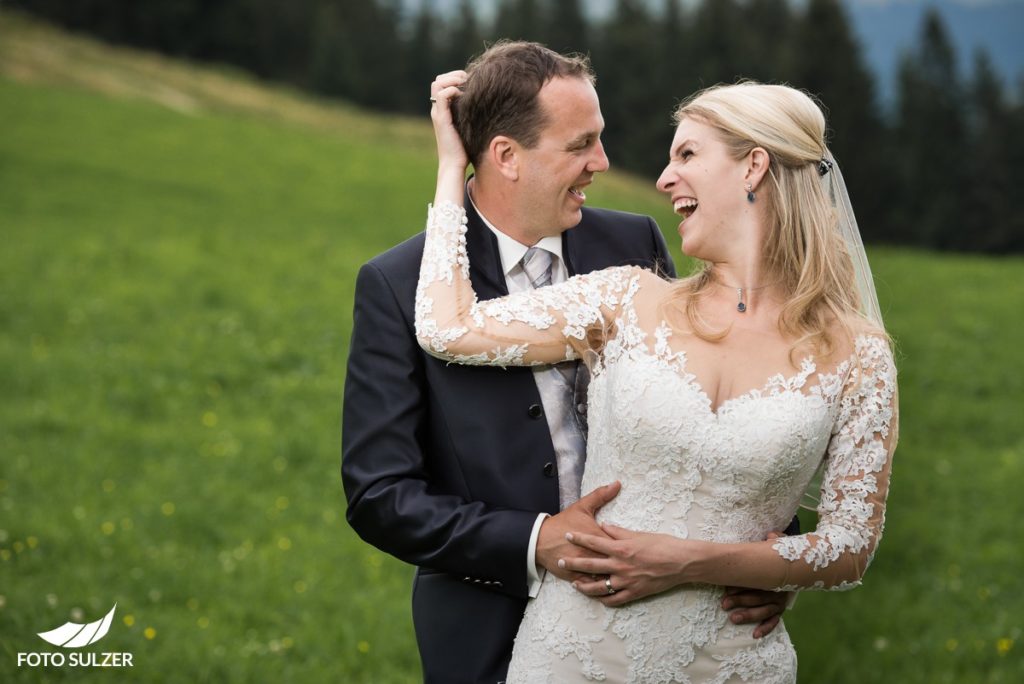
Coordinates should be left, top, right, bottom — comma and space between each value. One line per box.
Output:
536, 482, 621, 583
721, 530, 789, 638
721, 586, 788, 638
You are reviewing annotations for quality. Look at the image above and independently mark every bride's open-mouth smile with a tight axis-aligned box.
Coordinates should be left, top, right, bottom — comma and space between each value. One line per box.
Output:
673, 196, 698, 224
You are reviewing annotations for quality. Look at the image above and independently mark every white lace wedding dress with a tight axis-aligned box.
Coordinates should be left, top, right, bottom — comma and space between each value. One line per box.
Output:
415, 202, 897, 683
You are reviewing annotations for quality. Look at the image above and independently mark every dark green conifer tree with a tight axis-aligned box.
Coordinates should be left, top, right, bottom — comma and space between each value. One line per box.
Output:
791, 0, 889, 243
309, 0, 403, 110
1007, 82, 1024, 251
593, 0, 662, 174
402, 6, 442, 113
687, 0, 745, 90
654, 0, 690, 155
737, 0, 795, 83
309, 0, 353, 97
894, 8, 969, 248
543, 0, 589, 55
442, 0, 485, 70
493, 0, 541, 42
659, 0, 690, 99
964, 51, 1021, 252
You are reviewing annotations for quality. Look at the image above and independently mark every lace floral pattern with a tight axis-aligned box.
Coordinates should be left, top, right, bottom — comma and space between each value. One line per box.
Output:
415, 202, 640, 368
771, 335, 897, 589
415, 202, 897, 683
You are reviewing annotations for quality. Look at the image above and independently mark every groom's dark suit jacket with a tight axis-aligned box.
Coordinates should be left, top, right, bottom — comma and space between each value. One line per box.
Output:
342, 199, 675, 683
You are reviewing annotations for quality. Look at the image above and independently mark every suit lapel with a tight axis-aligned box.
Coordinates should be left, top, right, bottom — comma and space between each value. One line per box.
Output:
464, 195, 598, 291
562, 216, 590, 278
464, 194, 510, 300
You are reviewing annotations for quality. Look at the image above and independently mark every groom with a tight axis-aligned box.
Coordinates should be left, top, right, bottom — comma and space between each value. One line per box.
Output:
342, 41, 787, 683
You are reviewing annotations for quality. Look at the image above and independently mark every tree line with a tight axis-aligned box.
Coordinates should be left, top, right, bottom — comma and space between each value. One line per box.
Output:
12, 0, 1023, 253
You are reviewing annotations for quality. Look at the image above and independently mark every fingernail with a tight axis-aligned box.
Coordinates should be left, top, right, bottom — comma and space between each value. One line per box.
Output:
557, 559, 566, 569
565, 532, 574, 541
572, 582, 579, 591
722, 599, 732, 609
732, 613, 743, 623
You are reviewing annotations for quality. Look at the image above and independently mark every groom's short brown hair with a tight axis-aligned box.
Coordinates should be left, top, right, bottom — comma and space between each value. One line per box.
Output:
452, 40, 595, 166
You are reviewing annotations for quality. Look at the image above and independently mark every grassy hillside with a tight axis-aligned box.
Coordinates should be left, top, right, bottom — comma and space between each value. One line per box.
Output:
1, 11, 1022, 683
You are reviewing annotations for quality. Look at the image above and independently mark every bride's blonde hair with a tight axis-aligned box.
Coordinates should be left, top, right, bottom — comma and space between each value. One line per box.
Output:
669, 82, 884, 358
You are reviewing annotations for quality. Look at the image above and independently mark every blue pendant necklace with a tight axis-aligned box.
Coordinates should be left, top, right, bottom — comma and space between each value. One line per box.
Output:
732, 283, 777, 313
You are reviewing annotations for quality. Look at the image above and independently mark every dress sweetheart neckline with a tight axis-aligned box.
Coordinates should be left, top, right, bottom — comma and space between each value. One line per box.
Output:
600, 331, 867, 417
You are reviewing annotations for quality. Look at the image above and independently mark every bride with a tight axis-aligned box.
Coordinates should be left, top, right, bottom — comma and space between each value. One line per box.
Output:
416, 77, 898, 683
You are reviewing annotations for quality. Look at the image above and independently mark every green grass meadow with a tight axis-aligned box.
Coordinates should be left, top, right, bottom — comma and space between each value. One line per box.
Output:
1, 12, 1022, 683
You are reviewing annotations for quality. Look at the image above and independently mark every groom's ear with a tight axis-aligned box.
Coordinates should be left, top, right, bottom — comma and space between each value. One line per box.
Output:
488, 135, 520, 182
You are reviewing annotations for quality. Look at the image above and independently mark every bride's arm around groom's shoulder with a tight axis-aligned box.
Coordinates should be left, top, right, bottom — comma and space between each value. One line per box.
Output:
414, 81, 657, 369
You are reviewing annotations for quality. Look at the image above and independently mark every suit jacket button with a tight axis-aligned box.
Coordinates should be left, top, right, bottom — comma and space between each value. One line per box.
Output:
528, 404, 544, 419
543, 462, 555, 477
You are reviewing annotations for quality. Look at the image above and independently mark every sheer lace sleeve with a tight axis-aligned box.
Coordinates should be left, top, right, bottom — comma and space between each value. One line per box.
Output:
771, 334, 898, 591
415, 201, 642, 367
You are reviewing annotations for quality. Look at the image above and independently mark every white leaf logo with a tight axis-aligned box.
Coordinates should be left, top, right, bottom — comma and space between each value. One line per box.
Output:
37, 604, 117, 648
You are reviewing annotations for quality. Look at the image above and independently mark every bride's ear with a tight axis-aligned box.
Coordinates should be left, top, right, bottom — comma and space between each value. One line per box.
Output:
488, 136, 520, 181
744, 147, 769, 191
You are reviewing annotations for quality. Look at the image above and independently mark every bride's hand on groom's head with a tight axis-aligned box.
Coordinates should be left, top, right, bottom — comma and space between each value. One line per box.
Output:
430, 71, 469, 172
536, 482, 620, 583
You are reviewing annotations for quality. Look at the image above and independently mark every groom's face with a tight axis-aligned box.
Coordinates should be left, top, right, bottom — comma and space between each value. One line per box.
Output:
516, 77, 609, 237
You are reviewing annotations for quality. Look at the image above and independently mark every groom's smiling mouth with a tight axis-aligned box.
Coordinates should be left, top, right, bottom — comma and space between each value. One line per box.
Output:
568, 181, 590, 201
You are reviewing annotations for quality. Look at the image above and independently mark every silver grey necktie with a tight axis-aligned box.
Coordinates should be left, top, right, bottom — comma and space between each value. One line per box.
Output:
521, 247, 577, 389
520, 246, 585, 508
521, 246, 553, 289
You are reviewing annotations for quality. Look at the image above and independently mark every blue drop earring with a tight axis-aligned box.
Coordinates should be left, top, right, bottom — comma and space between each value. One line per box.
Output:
745, 182, 755, 203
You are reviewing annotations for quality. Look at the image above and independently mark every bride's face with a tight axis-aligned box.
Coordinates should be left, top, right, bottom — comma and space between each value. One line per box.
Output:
655, 118, 750, 260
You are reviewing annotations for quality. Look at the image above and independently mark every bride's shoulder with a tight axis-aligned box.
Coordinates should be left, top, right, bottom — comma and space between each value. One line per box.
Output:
634, 264, 674, 285
629, 266, 680, 303
827, 314, 895, 372
847, 316, 891, 348
598, 264, 674, 291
